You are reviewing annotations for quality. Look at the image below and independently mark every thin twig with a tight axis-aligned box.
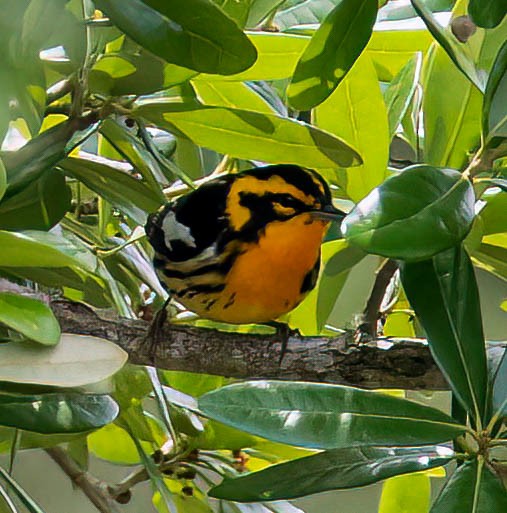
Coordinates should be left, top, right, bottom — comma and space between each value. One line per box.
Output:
45, 447, 121, 513
359, 259, 399, 338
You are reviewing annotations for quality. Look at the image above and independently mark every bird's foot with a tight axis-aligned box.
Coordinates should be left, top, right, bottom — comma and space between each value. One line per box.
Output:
143, 298, 171, 362
267, 321, 300, 365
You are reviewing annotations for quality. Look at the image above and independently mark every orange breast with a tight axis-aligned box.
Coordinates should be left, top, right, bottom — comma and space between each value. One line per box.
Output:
188, 214, 329, 324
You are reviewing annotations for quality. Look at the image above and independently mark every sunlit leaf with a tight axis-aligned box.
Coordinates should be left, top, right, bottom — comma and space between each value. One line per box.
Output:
0, 293, 60, 346
136, 102, 362, 169
287, 0, 378, 110
313, 54, 389, 202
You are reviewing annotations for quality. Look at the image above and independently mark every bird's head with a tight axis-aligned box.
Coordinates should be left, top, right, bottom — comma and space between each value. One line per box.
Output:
225, 165, 345, 233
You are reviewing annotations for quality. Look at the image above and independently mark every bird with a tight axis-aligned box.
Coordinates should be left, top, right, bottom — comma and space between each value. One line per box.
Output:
144, 164, 345, 327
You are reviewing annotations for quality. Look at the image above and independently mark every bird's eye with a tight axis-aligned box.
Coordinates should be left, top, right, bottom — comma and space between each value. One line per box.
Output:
278, 194, 299, 206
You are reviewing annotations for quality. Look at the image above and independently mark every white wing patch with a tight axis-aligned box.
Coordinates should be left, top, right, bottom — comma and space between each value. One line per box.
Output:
162, 211, 197, 250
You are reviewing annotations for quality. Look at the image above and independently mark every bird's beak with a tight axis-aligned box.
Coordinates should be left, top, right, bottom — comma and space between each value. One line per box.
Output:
309, 203, 346, 221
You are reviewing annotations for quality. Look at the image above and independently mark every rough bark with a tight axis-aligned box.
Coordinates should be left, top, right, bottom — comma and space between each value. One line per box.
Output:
52, 300, 447, 390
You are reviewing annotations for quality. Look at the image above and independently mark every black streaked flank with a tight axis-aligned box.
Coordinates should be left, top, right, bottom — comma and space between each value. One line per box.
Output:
300, 257, 321, 294
175, 283, 226, 299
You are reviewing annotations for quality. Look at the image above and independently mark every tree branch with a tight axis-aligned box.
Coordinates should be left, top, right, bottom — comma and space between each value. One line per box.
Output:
51, 300, 447, 390
45, 447, 121, 513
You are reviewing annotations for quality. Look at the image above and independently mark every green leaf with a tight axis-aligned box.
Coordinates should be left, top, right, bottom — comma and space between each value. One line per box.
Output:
342, 165, 475, 261
2, 118, 98, 195
430, 459, 507, 513
88, 421, 160, 464
0, 466, 47, 513
0, 158, 6, 201
469, 0, 507, 29
411, 0, 485, 92
0, 169, 71, 231
192, 80, 275, 114
0, 334, 127, 387
287, 0, 378, 110
99, 118, 167, 198
135, 102, 362, 169
95, 0, 257, 75
491, 347, 507, 420
209, 445, 455, 501
61, 155, 163, 225
313, 54, 389, 202
199, 381, 466, 449
367, 26, 432, 82
0, 229, 95, 269
202, 33, 309, 82
275, 0, 343, 32
0, 483, 17, 513
379, 473, 431, 513
316, 241, 366, 331
400, 246, 488, 423
384, 53, 422, 140
423, 12, 507, 169
0, 293, 60, 346
212, 0, 252, 27
247, 0, 286, 27
483, 39, 507, 145
0, 393, 118, 434
0, 58, 46, 142
90, 51, 196, 97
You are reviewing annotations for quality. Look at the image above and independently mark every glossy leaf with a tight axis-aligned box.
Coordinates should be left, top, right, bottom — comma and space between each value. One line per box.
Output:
342, 165, 475, 261
379, 473, 431, 513
136, 102, 362, 169
0, 393, 118, 434
0, 334, 128, 388
61, 156, 163, 225
431, 459, 507, 513
483, 39, 507, 145
401, 246, 488, 423
0, 293, 60, 346
287, 0, 377, 110
411, 0, 484, 91
199, 381, 466, 449
313, 54, 389, 202
469, 0, 507, 29
0, 169, 71, 231
384, 53, 422, 140
95, 0, 257, 75
209, 445, 455, 501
